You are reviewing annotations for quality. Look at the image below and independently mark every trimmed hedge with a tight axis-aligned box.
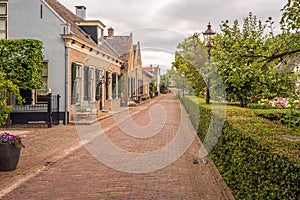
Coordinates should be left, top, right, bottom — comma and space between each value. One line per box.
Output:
181, 96, 300, 199
253, 108, 300, 128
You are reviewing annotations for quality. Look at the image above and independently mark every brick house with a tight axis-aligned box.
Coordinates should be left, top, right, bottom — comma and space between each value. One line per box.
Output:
7, 0, 123, 124
104, 28, 144, 104
143, 65, 161, 96
142, 69, 156, 99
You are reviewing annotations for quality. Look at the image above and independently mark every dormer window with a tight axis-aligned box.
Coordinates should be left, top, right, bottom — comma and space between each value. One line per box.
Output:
76, 20, 106, 45
97, 27, 104, 44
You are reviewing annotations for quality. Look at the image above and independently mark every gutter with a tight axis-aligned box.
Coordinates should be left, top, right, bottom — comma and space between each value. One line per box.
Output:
64, 38, 69, 125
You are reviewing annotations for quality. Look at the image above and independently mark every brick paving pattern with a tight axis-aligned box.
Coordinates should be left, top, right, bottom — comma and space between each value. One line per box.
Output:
0, 94, 234, 199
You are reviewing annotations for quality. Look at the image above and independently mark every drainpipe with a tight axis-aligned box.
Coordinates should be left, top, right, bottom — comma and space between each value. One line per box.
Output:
63, 23, 70, 125
64, 39, 69, 125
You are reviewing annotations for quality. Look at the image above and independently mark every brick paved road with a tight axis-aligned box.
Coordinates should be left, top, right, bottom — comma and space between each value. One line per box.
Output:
1, 94, 234, 200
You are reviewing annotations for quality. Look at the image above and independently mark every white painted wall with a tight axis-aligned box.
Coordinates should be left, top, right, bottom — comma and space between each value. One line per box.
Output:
8, 0, 67, 111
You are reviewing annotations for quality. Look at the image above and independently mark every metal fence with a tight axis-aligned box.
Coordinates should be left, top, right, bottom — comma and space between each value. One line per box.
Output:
10, 93, 63, 127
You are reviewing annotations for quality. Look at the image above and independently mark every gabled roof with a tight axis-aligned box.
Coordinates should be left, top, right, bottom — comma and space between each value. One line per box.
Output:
44, 0, 119, 58
143, 69, 156, 78
44, 0, 95, 46
104, 35, 132, 56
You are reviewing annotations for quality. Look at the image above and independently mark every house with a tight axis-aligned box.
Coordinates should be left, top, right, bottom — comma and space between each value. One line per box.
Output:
142, 69, 156, 98
7, 0, 123, 124
133, 42, 144, 100
104, 28, 144, 104
143, 65, 161, 96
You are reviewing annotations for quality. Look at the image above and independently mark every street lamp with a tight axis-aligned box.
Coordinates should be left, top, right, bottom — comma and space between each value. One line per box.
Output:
181, 71, 185, 97
203, 22, 215, 104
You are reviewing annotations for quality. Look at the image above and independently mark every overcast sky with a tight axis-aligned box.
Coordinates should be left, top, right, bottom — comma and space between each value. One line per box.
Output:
59, 0, 287, 73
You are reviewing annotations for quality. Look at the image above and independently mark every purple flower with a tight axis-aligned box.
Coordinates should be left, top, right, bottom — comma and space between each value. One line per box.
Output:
0, 132, 25, 148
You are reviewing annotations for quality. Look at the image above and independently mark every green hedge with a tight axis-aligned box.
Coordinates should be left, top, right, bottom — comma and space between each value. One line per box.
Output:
253, 108, 300, 128
181, 96, 300, 199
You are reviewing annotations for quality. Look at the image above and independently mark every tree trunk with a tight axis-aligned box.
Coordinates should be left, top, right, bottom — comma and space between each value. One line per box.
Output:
239, 96, 245, 107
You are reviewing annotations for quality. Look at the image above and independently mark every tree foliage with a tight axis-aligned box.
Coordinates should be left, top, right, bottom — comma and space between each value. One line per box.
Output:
172, 36, 207, 96
0, 39, 44, 90
0, 39, 44, 125
0, 72, 21, 125
212, 10, 299, 106
280, 0, 300, 32
172, 0, 299, 106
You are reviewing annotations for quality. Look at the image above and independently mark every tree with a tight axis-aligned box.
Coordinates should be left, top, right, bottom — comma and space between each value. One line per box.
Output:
212, 11, 299, 106
0, 39, 44, 125
280, 0, 300, 32
172, 36, 207, 97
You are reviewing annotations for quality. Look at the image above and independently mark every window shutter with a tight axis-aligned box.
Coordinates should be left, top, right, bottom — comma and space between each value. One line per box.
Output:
84, 66, 89, 101
118, 75, 122, 98
112, 73, 116, 99
71, 63, 77, 104
95, 69, 100, 101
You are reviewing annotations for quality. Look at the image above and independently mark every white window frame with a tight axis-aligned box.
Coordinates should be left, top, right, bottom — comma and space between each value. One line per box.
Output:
0, 3, 7, 39
75, 64, 83, 103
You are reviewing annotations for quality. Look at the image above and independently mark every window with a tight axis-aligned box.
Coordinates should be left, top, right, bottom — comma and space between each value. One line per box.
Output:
88, 67, 95, 101
72, 63, 83, 104
138, 80, 143, 95
0, 3, 7, 39
40, 4, 43, 19
19, 89, 32, 105
83, 66, 95, 101
97, 27, 104, 44
36, 61, 49, 103
131, 78, 135, 96
0, 4, 6, 15
95, 69, 104, 101
0, 18, 6, 39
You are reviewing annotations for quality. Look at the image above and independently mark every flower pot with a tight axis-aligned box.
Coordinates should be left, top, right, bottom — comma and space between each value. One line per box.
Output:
0, 143, 21, 171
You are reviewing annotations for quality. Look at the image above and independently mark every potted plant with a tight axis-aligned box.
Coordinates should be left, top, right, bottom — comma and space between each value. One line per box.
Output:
0, 132, 25, 171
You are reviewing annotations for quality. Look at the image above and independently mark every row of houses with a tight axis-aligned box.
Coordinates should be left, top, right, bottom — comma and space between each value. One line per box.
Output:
0, 0, 161, 125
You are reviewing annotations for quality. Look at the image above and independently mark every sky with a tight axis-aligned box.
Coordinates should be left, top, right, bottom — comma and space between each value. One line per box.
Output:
59, 0, 287, 74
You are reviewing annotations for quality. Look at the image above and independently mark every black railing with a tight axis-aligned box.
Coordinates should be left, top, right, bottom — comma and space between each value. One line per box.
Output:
10, 93, 62, 127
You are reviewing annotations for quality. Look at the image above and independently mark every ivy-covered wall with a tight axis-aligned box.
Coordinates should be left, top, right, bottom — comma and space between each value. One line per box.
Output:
0, 39, 44, 125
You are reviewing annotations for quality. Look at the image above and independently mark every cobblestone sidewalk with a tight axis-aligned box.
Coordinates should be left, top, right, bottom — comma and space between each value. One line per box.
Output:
0, 94, 234, 199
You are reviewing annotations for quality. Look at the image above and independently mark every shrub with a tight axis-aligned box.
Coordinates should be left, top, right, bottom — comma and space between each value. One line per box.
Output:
181, 97, 300, 199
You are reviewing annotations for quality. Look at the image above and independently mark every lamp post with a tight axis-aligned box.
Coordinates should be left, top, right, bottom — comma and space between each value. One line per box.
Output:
203, 22, 215, 104
181, 71, 185, 97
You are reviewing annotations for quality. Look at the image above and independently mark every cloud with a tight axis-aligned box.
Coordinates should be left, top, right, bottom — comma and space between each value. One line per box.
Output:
59, 0, 286, 70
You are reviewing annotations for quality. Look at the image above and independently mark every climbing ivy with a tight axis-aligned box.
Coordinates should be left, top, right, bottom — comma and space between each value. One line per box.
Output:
0, 39, 44, 125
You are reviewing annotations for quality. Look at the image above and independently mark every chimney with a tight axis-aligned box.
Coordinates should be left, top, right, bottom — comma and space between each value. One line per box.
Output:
75, 6, 86, 20
108, 27, 114, 37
